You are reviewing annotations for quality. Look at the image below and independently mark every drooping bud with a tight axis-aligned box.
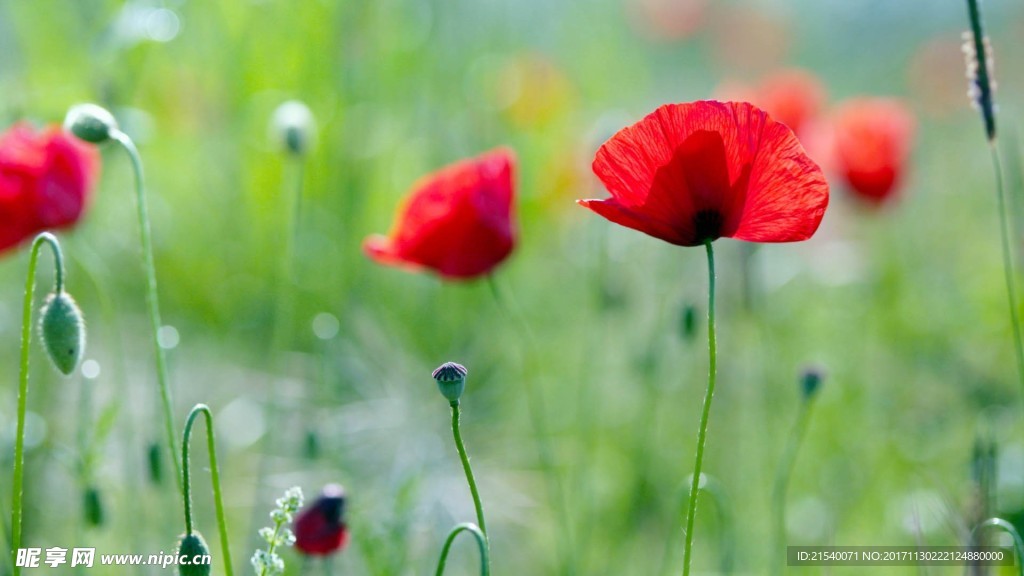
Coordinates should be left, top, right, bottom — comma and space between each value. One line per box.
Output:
176, 532, 212, 576
39, 291, 85, 375
64, 103, 119, 144
432, 362, 468, 403
270, 100, 316, 156
295, 484, 349, 556
83, 486, 105, 527
799, 365, 825, 400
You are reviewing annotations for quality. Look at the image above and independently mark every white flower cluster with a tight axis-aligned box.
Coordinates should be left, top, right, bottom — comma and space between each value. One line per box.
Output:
250, 486, 304, 576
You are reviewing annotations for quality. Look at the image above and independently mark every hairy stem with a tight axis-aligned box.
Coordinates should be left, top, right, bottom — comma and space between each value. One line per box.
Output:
182, 404, 234, 576
434, 522, 489, 576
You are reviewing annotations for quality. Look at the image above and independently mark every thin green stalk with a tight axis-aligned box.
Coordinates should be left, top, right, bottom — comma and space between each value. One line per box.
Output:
450, 400, 490, 568
182, 404, 234, 576
11, 232, 64, 576
434, 522, 489, 576
770, 399, 815, 576
487, 275, 576, 574
972, 518, 1024, 576
110, 129, 182, 495
662, 474, 734, 576
988, 144, 1024, 402
681, 240, 717, 576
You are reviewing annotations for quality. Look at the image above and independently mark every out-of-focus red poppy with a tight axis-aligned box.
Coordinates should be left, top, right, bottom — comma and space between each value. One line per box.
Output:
363, 148, 517, 280
716, 69, 826, 139
0, 123, 99, 253
831, 98, 915, 204
628, 0, 708, 41
579, 101, 828, 246
295, 484, 348, 556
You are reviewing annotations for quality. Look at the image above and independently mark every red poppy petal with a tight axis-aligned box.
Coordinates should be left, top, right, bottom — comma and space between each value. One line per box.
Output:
733, 120, 829, 242
577, 198, 694, 246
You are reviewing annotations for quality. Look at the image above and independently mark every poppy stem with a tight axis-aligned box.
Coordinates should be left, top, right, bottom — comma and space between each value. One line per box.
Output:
988, 143, 1024, 405
971, 518, 1024, 576
449, 400, 490, 564
11, 232, 65, 576
182, 403, 234, 576
770, 395, 815, 576
434, 522, 490, 576
681, 240, 717, 576
109, 129, 183, 496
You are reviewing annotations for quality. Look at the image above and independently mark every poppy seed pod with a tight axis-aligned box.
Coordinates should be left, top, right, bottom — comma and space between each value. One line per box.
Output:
176, 532, 211, 576
39, 291, 85, 375
432, 362, 468, 403
270, 100, 316, 156
83, 486, 104, 527
64, 103, 118, 144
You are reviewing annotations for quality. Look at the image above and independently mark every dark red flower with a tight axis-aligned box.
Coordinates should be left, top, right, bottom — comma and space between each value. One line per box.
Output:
0, 123, 99, 253
294, 484, 348, 556
579, 101, 829, 246
363, 148, 517, 280
831, 98, 915, 204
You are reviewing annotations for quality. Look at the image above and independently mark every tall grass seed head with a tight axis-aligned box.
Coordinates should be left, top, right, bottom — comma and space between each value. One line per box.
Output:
961, 30, 997, 139
176, 532, 211, 576
39, 291, 85, 375
432, 361, 468, 403
64, 103, 118, 144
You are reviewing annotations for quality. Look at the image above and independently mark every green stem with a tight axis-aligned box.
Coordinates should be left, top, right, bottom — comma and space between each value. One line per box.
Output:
989, 144, 1024, 405
450, 401, 489, 560
11, 232, 64, 576
487, 275, 576, 574
182, 404, 234, 576
770, 399, 815, 576
111, 129, 182, 495
434, 522, 489, 576
681, 240, 717, 576
972, 518, 1024, 576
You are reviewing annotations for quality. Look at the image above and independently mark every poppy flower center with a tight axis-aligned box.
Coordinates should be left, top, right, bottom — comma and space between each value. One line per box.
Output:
693, 209, 724, 242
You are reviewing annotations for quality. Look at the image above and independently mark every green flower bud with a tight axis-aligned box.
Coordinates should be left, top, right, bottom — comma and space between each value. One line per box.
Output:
147, 441, 163, 484
432, 361, 467, 403
176, 532, 211, 576
64, 103, 119, 144
83, 486, 104, 527
39, 292, 85, 375
800, 365, 825, 400
270, 100, 316, 156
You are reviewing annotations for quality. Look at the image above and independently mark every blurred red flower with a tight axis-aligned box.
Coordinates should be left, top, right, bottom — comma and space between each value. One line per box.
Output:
363, 148, 517, 280
831, 98, 915, 204
756, 69, 826, 139
579, 101, 828, 246
0, 123, 99, 253
295, 484, 348, 556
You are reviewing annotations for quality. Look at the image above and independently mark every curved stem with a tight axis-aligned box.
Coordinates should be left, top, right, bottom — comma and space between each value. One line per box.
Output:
450, 401, 489, 554
770, 399, 814, 576
11, 233, 65, 575
681, 240, 717, 576
182, 404, 234, 576
988, 143, 1024, 406
434, 522, 489, 576
972, 518, 1024, 576
111, 129, 182, 495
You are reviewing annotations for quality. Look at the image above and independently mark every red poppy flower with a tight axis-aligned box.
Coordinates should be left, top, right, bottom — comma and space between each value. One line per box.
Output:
756, 69, 826, 139
294, 484, 349, 556
579, 100, 828, 246
831, 98, 915, 204
363, 148, 516, 279
0, 123, 99, 254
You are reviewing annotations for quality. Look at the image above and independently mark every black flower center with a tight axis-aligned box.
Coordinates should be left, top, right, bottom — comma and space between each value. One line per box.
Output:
693, 210, 724, 243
